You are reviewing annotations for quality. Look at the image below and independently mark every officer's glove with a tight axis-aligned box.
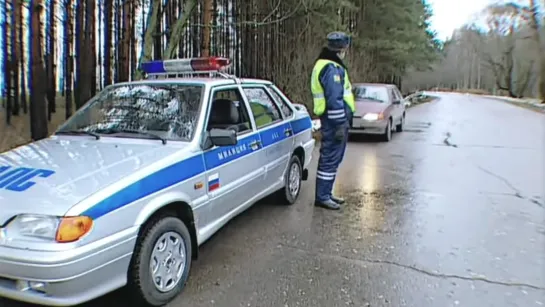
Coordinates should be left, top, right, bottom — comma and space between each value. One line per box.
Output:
334, 125, 345, 142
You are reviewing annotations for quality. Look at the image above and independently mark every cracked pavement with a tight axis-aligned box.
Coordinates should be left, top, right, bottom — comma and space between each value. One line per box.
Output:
2, 92, 544, 307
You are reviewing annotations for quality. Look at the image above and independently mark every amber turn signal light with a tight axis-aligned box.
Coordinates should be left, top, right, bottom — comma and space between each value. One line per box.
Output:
55, 216, 93, 243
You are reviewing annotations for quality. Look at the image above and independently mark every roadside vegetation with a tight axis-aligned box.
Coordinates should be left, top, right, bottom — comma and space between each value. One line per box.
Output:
1, 0, 543, 153
0, 0, 441, 152
404, 1, 545, 102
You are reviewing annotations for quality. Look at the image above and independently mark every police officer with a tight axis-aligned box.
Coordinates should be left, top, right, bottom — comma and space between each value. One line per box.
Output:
310, 31, 355, 210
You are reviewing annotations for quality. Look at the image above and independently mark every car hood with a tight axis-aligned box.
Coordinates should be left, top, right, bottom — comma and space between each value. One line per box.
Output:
355, 100, 388, 116
0, 137, 184, 225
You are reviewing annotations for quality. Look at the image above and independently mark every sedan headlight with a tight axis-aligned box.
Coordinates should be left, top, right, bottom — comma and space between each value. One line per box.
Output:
363, 113, 380, 121
4, 214, 93, 243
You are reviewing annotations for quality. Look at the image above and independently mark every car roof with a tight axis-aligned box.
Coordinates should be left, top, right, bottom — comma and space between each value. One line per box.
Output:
353, 83, 395, 88
115, 77, 273, 87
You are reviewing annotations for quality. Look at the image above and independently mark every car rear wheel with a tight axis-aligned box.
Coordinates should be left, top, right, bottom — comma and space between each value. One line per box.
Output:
381, 119, 392, 142
279, 155, 302, 205
396, 113, 405, 132
128, 216, 192, 306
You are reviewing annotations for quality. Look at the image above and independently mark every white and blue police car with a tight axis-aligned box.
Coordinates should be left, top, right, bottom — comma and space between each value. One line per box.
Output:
0, 57, 315, 306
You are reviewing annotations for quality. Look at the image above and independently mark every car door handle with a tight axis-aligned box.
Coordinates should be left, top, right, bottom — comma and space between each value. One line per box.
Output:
284, 128, 293, 136
249, 140, 261, 149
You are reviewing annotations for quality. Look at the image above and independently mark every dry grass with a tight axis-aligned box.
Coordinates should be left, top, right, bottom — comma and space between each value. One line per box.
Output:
0, 97, 70, 153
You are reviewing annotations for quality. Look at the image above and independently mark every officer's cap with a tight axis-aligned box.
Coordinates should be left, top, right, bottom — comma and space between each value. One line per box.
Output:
326, 31, 351, 51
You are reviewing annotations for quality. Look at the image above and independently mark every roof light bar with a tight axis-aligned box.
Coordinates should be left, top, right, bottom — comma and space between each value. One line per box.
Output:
141, 57, 231, 75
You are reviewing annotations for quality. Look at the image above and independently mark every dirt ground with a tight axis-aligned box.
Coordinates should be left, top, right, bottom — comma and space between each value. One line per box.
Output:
0, 98, 70, 153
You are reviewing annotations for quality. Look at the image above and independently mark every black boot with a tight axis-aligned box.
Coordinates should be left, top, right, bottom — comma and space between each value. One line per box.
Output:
314, 199, 341, 210
331, 195, 345, 204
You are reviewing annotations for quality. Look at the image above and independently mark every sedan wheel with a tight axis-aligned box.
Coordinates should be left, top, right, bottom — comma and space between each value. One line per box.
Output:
381, 119, 392, 142
396, 113, 405, 132
278, 155, 302, 205
128, 217, 192, 306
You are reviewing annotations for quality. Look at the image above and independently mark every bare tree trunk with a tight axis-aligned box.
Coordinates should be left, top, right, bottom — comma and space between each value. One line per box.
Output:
134, 0, 161, 80
64, 0, 74, 119
89, 0, 97, 97
202, 0, 212, 56
74, 0, 85, 109
11, 0, 19, 116
19, 0, 26, 114
163, 0, 197, 59
30, 0, 48, 140
119, 0, 130, 81
103, 0, 112, 86
79, 0, 94, 104
47, 0, 57, 119
153, 1, 162, 60
2, 0, 12, 124
130, 0, 137, 79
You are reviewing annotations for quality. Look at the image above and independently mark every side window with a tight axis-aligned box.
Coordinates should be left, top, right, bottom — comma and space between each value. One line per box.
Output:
389, 89, 397, 102
243, 87, 282, 129
206, 88, 253, 135
394, 88, 403, 100
267, 85, 293, 118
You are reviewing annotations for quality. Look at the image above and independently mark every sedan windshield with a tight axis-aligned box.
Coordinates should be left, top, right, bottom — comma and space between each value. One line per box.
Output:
56, 83, 204, 141
353, 86, 389, 103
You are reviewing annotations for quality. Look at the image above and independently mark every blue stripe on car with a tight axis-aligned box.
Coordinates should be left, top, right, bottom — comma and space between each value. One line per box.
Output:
82, 116, 312, 219
82, 155, 206, 219
291, 116, 312, 135
259, 122, 291, 147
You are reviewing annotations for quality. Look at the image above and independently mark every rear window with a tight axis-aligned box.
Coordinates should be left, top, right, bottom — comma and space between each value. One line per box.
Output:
353, 85, 389, 103
57, 83, 204, 141
267, 85, 294, 118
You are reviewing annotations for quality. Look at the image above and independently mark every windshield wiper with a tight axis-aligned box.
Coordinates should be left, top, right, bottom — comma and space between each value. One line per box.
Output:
95, 128, 167, 145
55, 130, 100, 140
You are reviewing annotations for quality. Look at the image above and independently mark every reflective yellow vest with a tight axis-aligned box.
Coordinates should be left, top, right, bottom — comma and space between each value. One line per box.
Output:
310, 59, 355, 117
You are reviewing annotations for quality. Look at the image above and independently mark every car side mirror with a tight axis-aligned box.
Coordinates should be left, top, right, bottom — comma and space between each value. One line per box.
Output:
393, 100, 401, 105
204, 128, 237, 149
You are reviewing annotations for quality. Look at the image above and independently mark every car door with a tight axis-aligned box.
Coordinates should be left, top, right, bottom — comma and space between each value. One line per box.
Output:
241, 85, 292, 190
388, 87, 401, 122
393, 86, 407, 114
200, 85, 265, 228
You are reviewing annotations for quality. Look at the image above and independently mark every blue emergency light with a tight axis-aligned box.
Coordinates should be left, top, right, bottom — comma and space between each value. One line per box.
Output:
140, 57, 231, 75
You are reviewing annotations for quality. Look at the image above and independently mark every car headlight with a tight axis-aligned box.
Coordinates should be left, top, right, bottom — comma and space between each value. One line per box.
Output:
4, 214, 93, 243
363, 113, 380, 121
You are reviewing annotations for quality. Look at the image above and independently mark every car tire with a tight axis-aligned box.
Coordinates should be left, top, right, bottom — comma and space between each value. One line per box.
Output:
279, 155, 303, 205
396, 113, 405, 132
381, 119, 392, 142
127, 216, 193, 306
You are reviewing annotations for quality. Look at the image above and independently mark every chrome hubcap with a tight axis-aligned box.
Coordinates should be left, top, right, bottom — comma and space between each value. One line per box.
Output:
288, 163, 300, 197
150, 232, 187, 293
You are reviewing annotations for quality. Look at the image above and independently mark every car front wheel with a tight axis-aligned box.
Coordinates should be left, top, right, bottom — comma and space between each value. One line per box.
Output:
381, 119, 392, 142
128, 216, 192, 306
396, 113, 405, 132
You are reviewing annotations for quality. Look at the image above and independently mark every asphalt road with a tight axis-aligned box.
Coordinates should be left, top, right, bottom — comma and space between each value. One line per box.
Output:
2, 93, 544, 307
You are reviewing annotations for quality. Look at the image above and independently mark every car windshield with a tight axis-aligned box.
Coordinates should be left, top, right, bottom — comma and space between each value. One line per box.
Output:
353, 85, 389, 103
56, 83, 204, 141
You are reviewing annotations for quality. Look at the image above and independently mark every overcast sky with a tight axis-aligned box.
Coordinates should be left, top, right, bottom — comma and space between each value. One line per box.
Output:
428, 0, 493, 40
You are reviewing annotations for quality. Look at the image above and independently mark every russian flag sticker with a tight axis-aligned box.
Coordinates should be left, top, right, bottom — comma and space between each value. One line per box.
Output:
208, 173, 220, 191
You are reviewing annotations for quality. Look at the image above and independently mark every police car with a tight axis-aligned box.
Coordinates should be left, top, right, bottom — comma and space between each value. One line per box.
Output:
0, 57, 315, 306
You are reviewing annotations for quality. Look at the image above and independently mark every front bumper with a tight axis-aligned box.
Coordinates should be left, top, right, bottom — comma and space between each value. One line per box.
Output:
0, 227, 138, 306
349, 117, 388, 134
